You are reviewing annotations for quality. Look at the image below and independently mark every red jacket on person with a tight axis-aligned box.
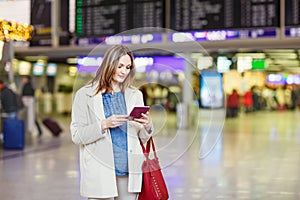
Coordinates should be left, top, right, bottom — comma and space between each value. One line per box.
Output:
227, 90, 239, 108
243, 91, 253, 107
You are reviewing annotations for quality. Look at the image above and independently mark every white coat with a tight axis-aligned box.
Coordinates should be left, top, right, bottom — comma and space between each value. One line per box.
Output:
70, 84, 152, 198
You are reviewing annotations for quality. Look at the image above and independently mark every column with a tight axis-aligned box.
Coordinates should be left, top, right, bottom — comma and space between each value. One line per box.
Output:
51, 0, 60, 47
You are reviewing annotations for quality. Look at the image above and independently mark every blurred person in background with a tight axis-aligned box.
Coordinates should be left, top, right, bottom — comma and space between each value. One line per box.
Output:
251, 86, 264, 111
275, 86, 286, 110
290, 86, 298, 110
284, 85, 293, 110
0, 80, 19, 142
0, 80, 18, 119
21, 76, 42, 136
70, 45, 153, 200
243, 89, 253, 113
262, 86, 277, 110
226, 89, 240, 118
296, 85, 300, 109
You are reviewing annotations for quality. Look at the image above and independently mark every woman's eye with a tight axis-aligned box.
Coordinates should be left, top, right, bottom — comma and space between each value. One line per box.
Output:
126, 66, 131, 69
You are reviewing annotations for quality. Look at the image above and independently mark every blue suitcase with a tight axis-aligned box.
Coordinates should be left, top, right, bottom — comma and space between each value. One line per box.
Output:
3, 119, 25, 150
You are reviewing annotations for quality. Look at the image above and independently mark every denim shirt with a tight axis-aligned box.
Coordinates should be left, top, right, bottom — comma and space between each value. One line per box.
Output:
102, 92, 128, 176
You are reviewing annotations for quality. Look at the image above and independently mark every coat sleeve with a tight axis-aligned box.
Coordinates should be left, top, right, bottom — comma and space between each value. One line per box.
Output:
70, 89, 107, 145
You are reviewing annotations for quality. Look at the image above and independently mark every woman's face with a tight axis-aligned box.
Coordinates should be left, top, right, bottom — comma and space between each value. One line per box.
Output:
112, 54, 132, 85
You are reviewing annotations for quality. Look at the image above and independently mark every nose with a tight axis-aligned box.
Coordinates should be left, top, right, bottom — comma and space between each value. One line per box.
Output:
120, 67, 126, 74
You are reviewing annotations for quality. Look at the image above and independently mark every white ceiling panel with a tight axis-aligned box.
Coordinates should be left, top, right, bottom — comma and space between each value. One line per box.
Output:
0, 0, 30, 24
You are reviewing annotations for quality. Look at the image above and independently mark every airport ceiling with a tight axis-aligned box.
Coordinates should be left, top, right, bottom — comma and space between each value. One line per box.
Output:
14, 37, 300, 62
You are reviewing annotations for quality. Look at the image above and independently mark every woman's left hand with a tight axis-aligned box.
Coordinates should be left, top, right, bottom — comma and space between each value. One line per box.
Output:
133, 111, 152, 132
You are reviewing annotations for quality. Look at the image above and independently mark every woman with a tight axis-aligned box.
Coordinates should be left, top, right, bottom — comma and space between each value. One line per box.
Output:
70, 45, 153, 200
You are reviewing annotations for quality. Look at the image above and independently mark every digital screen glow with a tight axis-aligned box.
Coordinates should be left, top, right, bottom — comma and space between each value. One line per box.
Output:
46, 63, 57, 76
252, 60, 265, 70
197, 57, 213, 70
76, 56, 185, 74
286, 74, 300, 84
18, 61, 32, 75
285, 27, 300, 37
200, 72, 224, 108
146, 57, 185, 73
237, 56, 252, 72
266, 74, 285, 84
134, 57, 154, 73
32, 62, 44, 76
169, 29, 277, 42
217, 56, 231, 73
77, 56, 103, 73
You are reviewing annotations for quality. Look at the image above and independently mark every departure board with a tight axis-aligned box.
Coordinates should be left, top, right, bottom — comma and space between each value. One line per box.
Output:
285, 0, 300, 26
76, 0, 165, 37
170, 0, 279, 31
30, 0, 69, 46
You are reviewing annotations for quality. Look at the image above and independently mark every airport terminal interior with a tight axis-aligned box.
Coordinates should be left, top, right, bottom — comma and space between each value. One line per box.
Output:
1, 0, 300, 199
1, 109, 300, 199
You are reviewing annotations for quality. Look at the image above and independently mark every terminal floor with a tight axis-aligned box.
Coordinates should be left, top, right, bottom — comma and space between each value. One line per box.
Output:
0, 109, 300, 200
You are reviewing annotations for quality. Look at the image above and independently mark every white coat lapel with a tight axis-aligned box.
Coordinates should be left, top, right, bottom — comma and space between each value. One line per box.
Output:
125, 88, 135, 114
86, 86, 105, 120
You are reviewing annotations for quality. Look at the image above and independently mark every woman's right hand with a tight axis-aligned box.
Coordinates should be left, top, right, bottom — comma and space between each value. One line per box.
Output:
102, 115, 129, 131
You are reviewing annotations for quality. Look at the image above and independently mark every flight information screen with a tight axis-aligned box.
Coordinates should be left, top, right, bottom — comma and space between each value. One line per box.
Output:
76, 0, 165, 37
170, 0, 279, 31
285, 0, 300, 26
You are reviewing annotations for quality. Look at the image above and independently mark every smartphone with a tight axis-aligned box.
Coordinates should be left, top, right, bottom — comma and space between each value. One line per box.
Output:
129, 106, 150, 118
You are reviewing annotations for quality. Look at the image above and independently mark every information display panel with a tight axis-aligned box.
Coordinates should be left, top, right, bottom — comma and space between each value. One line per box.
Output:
76, 0, 165, 37
285, 0, 300, 26
200, 72, 224, 108
30, 0, 69, 46
170, 0, 279, 31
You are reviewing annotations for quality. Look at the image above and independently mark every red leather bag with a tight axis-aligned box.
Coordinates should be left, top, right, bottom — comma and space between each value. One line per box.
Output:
138, 137, 169, 200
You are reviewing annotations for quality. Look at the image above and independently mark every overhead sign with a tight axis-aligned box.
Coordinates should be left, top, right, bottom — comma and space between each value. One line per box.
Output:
30, 0, 70, 46
170, 0, 279, 31
76, 0, 165, 37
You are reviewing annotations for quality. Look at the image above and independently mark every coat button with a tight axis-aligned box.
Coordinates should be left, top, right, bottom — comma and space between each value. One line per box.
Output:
129, 149, 133, 153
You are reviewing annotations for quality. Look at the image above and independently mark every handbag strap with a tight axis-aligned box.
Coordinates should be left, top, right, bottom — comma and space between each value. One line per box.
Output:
139, 137, 158, 160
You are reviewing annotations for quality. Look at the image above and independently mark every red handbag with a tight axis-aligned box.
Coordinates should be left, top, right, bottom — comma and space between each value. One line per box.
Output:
138, 137, 169, 200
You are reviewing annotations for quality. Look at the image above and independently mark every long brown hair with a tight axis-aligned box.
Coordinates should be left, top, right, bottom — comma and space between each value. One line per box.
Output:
89, 45, 136, 94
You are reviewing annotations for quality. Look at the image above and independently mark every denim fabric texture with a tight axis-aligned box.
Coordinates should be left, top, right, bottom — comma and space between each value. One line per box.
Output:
102, 92, 128, 176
